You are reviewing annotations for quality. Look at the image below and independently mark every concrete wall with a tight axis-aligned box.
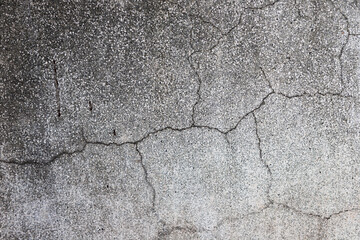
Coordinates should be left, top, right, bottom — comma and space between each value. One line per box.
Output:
1, 0, 360, 239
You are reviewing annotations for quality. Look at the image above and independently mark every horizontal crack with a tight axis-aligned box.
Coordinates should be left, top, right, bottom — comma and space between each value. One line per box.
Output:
0, 125, 228, 166
277, 91, 355, 99
157, 225, 199, 239
274, 201, 360, 220
245, 0, 281, 10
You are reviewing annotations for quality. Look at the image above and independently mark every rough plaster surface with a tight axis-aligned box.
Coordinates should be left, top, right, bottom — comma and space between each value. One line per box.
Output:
1, 0, 360, 239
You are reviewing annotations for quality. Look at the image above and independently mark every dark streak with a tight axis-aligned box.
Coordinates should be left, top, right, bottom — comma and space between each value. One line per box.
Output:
113, 129, 116, 136
53, 60, 61, 117
89, 100, 93, 111
135, 144, 156, 209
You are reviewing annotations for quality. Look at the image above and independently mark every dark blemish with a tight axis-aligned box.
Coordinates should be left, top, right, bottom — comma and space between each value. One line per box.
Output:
106, 185, 109, 188
113, 129, 116, 136
89, 100, 93, 111
53, 59, 61, 117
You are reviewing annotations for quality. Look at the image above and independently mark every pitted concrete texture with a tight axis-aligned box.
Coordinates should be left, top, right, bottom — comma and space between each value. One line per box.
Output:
1, 0, 360, 239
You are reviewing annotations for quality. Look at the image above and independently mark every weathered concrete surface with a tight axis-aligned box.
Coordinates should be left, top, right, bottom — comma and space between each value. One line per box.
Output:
138, 115, 269, 231
1, 0, 360, 239
0, 144, 157, 239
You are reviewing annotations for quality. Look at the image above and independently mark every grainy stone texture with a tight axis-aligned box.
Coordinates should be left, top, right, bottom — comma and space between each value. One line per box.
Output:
1, 0, 360, 239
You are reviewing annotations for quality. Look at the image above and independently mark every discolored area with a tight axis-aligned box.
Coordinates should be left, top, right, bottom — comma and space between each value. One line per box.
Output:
256, 94, 360, 217
0, 144, 157, 240
0, 0, 198, 164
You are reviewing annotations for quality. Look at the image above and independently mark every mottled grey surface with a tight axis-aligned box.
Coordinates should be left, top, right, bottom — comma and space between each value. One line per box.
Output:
1, 0, 360, 239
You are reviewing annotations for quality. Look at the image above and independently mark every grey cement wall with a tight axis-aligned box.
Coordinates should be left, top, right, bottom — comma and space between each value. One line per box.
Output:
1, 0, 360, 239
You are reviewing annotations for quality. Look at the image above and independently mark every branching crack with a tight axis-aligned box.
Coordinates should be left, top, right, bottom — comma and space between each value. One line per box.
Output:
324, 0, 352, 95
259, 66, 275, 93
0, 125, 227, 165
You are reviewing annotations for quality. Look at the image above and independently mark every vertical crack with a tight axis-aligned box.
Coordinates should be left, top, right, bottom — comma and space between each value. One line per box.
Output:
252, 112, 273, 206
317, 219, 326, 240
187, 54, 202, 126
259, 66, 275, 93
52, 59, 61, 117
88, 100, 93, 112
326, 0, 352, 94
135, 144, 156, 210
339, 11, 350, 94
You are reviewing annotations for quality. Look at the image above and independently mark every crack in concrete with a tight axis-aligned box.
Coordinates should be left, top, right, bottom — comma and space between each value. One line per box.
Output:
0, 144, 87, 166
338, 11, 350, 95
245, 0, 281, 10
260, 65, 354, 99
157, 225, 199, 239
2, 1, 359, 237
213, 204, 272, 230
135, 144, 156, 210
325, 0, 352, 95
225, 90, 275, 135
0, 125, 228, 165
186, 14, 245, 127
52, 59, 61, 118
259, 66, 275, 93
187, 53, 202, 127
273, 201, 360, 221
277, 92, 355, 99
213, 200, 360, 239
252, 112, 273, 206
